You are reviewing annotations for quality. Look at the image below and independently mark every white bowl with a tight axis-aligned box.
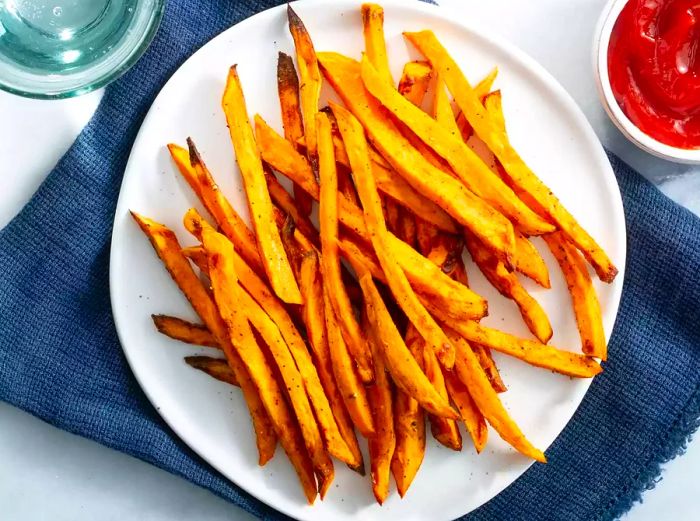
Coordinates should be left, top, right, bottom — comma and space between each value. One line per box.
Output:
593, 0, 700, 163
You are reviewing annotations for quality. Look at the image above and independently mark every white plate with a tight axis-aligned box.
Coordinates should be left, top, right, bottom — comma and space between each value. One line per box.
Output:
110, 1, 626, 519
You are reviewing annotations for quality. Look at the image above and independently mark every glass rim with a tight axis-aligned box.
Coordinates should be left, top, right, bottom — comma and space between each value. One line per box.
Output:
0, 0, 165, 100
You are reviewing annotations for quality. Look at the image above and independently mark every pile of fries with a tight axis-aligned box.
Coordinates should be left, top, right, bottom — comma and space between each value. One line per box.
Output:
133, 3, 617, 505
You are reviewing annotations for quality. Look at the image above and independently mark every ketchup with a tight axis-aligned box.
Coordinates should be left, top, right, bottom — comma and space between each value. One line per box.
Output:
608, 0, 700, 148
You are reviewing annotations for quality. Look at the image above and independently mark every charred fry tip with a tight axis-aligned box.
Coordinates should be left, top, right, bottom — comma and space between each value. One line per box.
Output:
286, 4, 304, 30
185, 137, 203, 167
151, 314, 166, 330
349, 462, 367, 476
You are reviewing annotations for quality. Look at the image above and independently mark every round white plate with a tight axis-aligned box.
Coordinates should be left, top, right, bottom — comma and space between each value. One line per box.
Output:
110, 1, 626, 519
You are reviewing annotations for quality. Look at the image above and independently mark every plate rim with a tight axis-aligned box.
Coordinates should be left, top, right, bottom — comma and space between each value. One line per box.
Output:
109, 0, 627, 518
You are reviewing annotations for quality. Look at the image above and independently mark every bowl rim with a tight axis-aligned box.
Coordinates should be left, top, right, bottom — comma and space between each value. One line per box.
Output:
593, 0, 700, 164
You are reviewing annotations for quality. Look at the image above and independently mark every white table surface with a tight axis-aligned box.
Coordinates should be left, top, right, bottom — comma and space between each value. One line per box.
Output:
1, 0, 698, 519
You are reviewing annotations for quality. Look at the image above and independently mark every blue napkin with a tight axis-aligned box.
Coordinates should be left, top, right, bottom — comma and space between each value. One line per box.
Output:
1, 1, 699, 520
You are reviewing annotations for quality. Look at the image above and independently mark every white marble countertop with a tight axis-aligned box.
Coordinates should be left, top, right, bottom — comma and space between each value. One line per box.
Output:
1, 0, 698, 519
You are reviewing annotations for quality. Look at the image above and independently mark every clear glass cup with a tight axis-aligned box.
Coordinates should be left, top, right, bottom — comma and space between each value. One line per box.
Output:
0, 0, 164, 99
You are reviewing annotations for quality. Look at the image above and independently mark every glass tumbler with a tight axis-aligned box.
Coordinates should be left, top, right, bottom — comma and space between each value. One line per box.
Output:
0, 0, 164, 98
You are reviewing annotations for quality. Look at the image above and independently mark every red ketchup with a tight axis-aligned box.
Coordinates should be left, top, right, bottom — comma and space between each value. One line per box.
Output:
608, 0, 700, 148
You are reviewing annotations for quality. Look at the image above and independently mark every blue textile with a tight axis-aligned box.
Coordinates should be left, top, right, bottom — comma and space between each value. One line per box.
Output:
0, 1, 698, 520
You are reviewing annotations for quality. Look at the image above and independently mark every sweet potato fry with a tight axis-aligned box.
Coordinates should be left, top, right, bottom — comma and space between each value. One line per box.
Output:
264, 171, 320, 249
366, 321, 396, 505
361, 3, 393, 85
168, 142, 264, 278
391, 327, 427, 497
359, 271, 458, 420
443, 368, 488, 452
421, 337, 462, 451
203, 227, 321, 499
323, 286, 375, 438
299, 252, 364, 473
544, 232, 607, 360
445, 318, 603, 378
288, 5, 322, 173
185, 356, 239, 387
514, 232, 551, 288
130, 213, 278, 469
277, 51, 314, 216
277, 51, 305, 147
334, 102, 456, 368
448, 330, 545, 462
398, 61, 433, 105
405, 30, 618, 282
317, 112, 374, 383
456, 67, 498, 140
465, 233, 553, 343
222, 65, 302, 304
318, 52, 516, 267
152, 314, 219, 348
361, 56, 554, 237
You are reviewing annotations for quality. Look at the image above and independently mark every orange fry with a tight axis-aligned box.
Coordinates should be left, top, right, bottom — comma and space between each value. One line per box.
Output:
264, 172, 320, 249
317, 112, 374, 383
366, 314, 396, 505
152, 314, 219, 348
514, 232, 551, 288
288, 5, 322, 173
544, 232, 606, 360
222, 65, 302, 304
449, 331, 545, 462
361, 3, 393, 85
433, 75, 461, 137
447, 319, 603, 378
185, 356, 239, 387
465, 233, 553, 344
391, 326, 427, 497
277, 51, 313, 215
456, 67, 498, 140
